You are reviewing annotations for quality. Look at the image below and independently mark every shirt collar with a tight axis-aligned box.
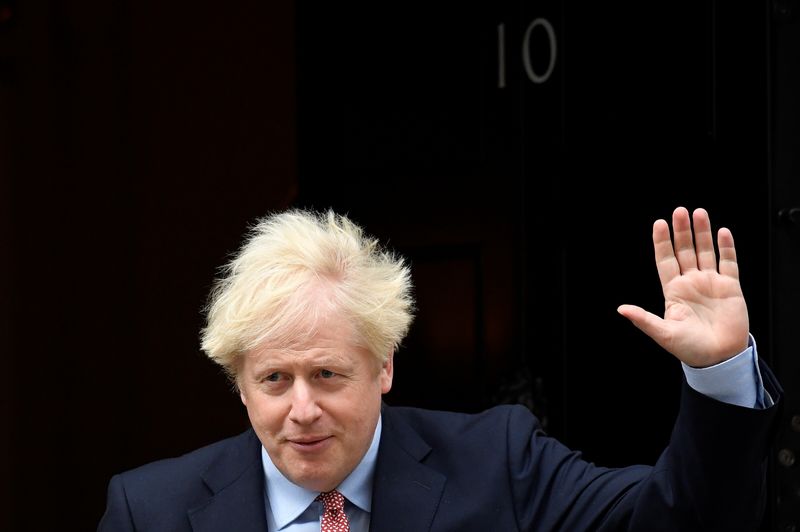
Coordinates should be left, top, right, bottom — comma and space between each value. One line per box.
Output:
261, 415, 383, 529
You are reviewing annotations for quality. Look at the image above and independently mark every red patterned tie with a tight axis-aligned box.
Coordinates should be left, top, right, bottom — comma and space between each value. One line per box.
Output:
316, 490, 350, 532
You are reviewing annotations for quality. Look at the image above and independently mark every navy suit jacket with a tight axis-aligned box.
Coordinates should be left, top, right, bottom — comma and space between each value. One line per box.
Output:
98, 364, 781, 531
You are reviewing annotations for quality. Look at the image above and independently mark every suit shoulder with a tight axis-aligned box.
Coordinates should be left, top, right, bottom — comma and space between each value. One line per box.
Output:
383, 404, 541, 442
100, 429, 262, 530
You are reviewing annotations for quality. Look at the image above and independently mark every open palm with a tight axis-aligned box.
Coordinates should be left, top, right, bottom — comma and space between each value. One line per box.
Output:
618, 207, 749, 368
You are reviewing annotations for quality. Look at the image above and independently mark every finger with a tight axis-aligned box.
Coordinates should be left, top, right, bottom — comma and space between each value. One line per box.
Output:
692, 208, 717, 271
653, 219, 680, 287
717, 227, 740, 279
672, 206, 697, 272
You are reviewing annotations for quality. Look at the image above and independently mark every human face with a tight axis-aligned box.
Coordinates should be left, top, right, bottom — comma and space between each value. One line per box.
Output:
238, 311, 393, 492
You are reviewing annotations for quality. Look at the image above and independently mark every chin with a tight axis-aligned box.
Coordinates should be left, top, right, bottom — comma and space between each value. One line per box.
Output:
293, 473, 339, 493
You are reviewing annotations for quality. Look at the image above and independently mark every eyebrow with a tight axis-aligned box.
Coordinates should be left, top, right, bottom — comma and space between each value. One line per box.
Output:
309, 354, 354, 370
250, 351, 355, 372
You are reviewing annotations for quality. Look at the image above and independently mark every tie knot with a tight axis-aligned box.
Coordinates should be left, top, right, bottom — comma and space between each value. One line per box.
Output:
316, 490, 349, 531
316, 489, 346, 516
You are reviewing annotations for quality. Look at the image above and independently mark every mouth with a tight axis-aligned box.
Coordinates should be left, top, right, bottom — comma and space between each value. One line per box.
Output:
287, 436, 332, 452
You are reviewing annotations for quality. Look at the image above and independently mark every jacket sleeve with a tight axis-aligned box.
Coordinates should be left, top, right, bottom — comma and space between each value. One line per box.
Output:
621, 360, 782, 532
507, 359, 782, 532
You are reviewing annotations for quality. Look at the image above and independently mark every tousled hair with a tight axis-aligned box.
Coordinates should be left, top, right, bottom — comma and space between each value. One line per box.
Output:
200, 209, 415, 379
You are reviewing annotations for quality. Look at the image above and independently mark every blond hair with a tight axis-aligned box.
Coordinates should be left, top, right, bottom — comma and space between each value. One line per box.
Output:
200, 209, 415, 377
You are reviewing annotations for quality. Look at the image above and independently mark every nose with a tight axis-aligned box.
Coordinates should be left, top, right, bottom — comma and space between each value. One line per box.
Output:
287, 379, 322, 425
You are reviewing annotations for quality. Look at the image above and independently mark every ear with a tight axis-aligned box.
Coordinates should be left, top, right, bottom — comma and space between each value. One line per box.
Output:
380, 351, 394, 394
239, 381, 248, 406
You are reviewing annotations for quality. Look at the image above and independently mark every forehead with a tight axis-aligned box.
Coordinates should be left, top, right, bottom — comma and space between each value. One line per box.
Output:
243, 309, 372, 368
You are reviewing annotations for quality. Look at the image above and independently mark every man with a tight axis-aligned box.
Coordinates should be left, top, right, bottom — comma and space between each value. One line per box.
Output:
98, 206, 782, 531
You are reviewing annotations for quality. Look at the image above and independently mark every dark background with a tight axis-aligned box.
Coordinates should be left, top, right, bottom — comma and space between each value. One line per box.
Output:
1, 1, 799, 531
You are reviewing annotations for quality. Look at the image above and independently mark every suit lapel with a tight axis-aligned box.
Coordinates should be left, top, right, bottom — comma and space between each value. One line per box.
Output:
188, 429, 268, 532
369, 408, 446, 532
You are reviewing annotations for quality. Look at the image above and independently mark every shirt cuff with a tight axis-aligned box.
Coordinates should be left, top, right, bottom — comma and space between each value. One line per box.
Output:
681, 334, 771, 409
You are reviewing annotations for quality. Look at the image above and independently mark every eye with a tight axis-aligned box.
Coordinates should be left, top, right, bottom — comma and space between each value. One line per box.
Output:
319, 369, 336, 379
264, 372, 282, 382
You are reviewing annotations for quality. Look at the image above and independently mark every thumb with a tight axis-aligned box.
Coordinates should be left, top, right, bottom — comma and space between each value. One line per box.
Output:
617, 304, 669, 346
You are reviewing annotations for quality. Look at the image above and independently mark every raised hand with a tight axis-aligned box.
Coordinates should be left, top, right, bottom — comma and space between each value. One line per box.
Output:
617, 207, 750, 368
